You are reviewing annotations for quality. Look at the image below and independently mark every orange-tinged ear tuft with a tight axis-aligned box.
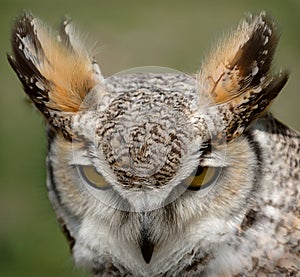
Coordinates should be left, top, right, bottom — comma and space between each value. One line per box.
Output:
8, 12, 103, 115
37, 30, 97, 112
198, 12, 281, 105
198, 12, 289, 142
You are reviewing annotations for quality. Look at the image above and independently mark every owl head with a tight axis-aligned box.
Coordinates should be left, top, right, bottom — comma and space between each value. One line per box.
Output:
8, 12, 288, 274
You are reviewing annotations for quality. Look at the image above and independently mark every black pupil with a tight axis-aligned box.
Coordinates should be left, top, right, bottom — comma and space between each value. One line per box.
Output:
195, 166, 204, 176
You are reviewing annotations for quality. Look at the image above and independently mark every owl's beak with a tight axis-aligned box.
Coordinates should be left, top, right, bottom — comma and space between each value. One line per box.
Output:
140, 230, 154, 264
139, 212, 155, 264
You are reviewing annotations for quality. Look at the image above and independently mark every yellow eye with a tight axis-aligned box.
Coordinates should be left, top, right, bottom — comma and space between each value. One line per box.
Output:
78, 165, 111, 190
183, 166, 219, 190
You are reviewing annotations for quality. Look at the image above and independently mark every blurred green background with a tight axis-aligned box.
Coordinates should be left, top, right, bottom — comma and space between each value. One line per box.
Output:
1, 0, 299, 276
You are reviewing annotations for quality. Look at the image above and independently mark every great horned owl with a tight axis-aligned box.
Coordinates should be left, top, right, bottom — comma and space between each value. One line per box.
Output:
8, 11, 300, 276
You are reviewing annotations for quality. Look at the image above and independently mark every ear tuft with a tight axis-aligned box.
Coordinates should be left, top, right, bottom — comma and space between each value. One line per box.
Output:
8, 12, 103, 115
198, 12, 283, 105
199, 12, 289, 142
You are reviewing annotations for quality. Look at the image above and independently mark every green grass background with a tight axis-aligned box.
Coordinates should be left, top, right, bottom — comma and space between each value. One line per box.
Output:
1, 1, 299, 276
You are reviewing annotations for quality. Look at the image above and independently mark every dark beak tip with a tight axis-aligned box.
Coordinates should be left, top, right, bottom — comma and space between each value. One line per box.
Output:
142, 250, 153, 264
139, 213, 155, 264
140, 240, 155, 264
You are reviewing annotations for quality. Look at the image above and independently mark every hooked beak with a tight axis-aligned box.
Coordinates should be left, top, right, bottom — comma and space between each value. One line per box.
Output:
139, 212, 155, 264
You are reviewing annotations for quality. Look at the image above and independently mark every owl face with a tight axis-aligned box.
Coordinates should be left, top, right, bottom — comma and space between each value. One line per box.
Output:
48, 71, 259, 271
8, 11, 289, 275
69, 73, 216, 210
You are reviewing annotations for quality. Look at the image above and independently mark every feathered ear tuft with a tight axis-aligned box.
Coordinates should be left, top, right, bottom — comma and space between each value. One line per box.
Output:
7, 12, 103, 115
198, 12, 289, 142
198, 12, 287, 105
